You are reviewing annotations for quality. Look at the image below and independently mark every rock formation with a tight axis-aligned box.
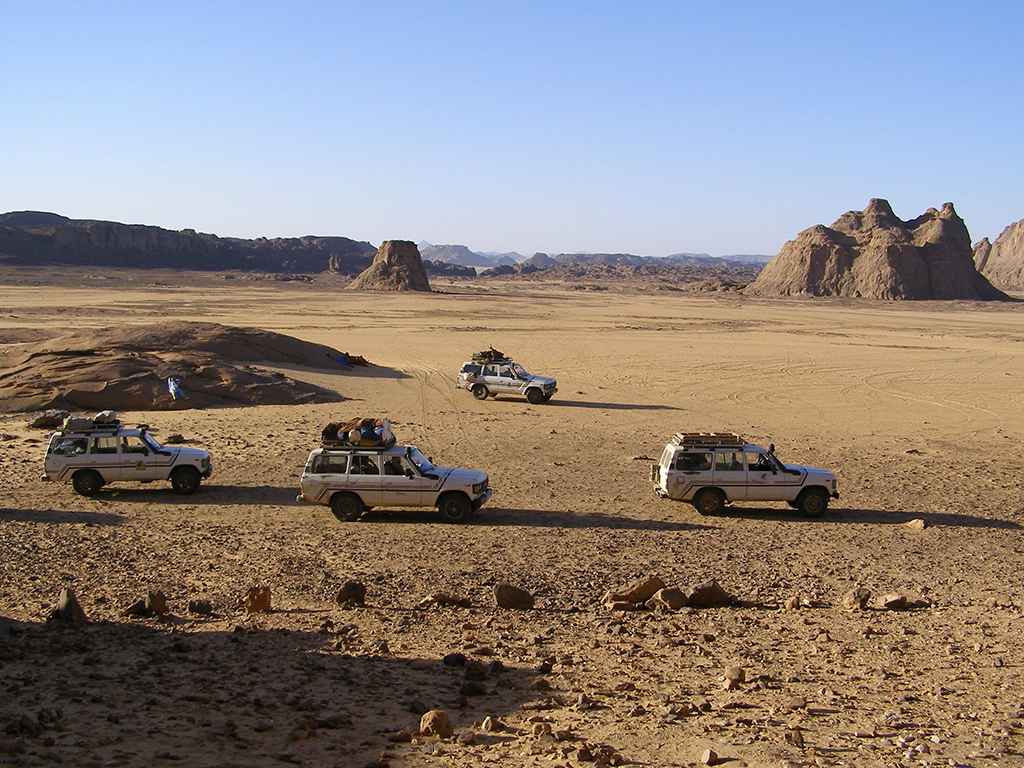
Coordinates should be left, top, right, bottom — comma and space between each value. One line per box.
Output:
0, 321, 350, 412
346, 240, 432, 291
974, 218, 1024, 290
747, 199, 1009, 300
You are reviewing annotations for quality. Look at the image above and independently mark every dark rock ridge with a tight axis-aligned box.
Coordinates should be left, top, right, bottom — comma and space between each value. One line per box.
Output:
974, 218, 1024, 290
347, 240, 431, 291
0, 321, 348, 412
747, 199, 1009, 300
0, 211, 376, 274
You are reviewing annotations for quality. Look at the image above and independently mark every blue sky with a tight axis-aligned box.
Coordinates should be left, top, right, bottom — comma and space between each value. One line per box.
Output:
3, 2, 1022, 256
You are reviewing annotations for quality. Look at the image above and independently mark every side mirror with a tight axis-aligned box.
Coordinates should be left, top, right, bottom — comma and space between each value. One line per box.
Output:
768, 443, 775, 455
405, 468, 414, 479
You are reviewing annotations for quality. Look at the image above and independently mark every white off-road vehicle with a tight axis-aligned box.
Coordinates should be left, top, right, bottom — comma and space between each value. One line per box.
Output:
651, 432, 838, 516
42, 413, 212, 496
456, 352, 557, 404
297, 419, 491, 523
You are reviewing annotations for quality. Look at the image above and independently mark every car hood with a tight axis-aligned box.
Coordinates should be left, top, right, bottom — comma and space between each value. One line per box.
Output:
525, 375, 556, 386
783, 463, 834, 480
433, 466, 488, 485
165, 446, 210, 460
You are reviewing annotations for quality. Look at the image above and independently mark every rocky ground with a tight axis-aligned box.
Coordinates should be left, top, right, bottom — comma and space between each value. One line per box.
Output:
1, 269, 1023, 767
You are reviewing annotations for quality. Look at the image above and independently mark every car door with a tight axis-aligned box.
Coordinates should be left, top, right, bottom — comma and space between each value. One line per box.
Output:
118, 434, 168, 483
481, 364, 506, 394
346, 453, 384, 506
744, 450, 795, 500
379, 454, 430, 507
712, 450, 747, 501
668, 451, 714, 500
495, 364, 521, 394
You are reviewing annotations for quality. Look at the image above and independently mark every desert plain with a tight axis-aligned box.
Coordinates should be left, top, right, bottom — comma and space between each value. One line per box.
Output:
1, 268, 1024, 768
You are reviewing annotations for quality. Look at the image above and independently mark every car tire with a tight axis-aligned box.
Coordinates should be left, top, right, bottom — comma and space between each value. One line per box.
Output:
796, 488, 829, 517
472, 384, 489, 400
71, 470, 103, 497
542, 393, 552, 401
171, 466, 202, 495
438, 492, 472, 523
525, 387, 544, 404
330, 492, 364, 522
692, 488, 725, 516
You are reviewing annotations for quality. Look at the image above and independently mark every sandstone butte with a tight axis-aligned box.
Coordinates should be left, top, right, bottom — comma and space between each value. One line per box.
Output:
346, 240, 432, 292
747, 198, 1010, 300
974, 218, 1024, 291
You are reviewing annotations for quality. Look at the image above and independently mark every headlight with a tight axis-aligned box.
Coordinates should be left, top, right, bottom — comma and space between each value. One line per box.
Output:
472, 481, 487, 494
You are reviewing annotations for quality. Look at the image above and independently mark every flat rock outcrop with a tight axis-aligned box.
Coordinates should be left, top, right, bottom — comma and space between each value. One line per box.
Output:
346, 240, 432, 291
748, 199, 1009, 300
974, 219, 1024, 290
0, 321, 349, 412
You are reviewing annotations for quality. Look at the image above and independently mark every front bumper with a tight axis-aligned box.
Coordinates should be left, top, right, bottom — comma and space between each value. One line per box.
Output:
472, 488, 492, 510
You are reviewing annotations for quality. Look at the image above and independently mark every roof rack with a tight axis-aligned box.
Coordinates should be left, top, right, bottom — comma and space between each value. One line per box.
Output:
321, 435, 397, 451
671, 432, 744, 449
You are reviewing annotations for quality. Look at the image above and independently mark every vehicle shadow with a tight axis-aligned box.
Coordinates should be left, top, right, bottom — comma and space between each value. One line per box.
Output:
542, 400, 682, 411
714, 505, 1022, 530
0, 508, 126, 525
88, 485, 300, 506
359, 507, 712, 531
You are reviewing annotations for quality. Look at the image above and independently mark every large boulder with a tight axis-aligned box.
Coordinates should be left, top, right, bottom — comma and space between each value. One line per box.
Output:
346, 240, 432, 292
974, 219, 1024, 290
747, 199, 1009, 300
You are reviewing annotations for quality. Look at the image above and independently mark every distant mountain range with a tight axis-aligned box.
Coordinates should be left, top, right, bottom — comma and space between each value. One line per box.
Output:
419, 241, 770, 269
0, 211, 377, 273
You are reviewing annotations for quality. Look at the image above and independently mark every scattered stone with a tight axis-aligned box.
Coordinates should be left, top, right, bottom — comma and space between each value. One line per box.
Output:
607, 601, 638, 611
784, 595, 801, 610
904, 518, 927, 530
164, 434, 184, 444
122, 599, 149, 618
459, 681, 487, 697
785, 727, 805, 747
30, 410, 69, 429
419, 710, 453, 738
701, 747, 719, 765
50, 588, 88, 624
529, 677, 552, 691
685, 580, 733, 608
605, 576, 667, 605
842, 587, 871, 611
442, 653, 466, 667
456, 730, 475, 746
464, 660, 486, 680
783, 696, 807, 711
646, 587, 688, 611
187, 599, 213, 616
417, 593, 469, 608
245, 585, 271, 613
879, 594, 908, 611
387, 729, 413, 742
723, 666, 745, 690
146, 590, 169, 615
480, 716, 505, 732
493, 583, 534, 609
406, 699, 431, 715
336, 581, 366, 605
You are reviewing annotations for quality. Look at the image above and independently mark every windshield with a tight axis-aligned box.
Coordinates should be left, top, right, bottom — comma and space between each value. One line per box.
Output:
407, 447, 435, 474
512, 363, 529, 378
142, 433, 163, 451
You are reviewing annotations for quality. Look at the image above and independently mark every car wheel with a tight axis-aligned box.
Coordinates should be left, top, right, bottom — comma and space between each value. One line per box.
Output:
542, 393, 552, 401
438, 492, 472, 523
692, 488, 725, 515
525, 387, 544, 404
71, 470, 103, 497
796, 488, 829, 517
330, 492, 364, 522
171, 466, 201, 495
472, 384, 489, 400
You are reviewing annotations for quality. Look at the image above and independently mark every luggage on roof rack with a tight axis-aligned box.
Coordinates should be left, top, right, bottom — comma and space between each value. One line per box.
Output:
671, 432, 744, 449
471, 346, 507, 363
61, 411, 122, 433
321, 417, 395, 449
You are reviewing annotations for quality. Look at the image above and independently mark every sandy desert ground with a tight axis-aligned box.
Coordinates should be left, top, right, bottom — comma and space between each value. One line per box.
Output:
1, 268, 1024, 768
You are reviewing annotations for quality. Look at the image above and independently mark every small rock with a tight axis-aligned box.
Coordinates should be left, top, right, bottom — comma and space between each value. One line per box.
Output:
879, 594, 908, 611
529, 677, 551, 691
245, 585, 271, 613
606, 601, 637, 611
903, 518, 927, 530
785, 727, 805, 747
647, 587, 688, 611
336, 581, 366, 605
187, 599, 213, 616
724, 666, 745, 683
493, 583, 534, 609
686, 580, 733, 608
419, 709, 453, 738
417, 593, 470, 608
605, 575, 667, 604
842, 587, 871, 611
442, 653, 466, 667
30, 410, 69, 429
163, 434, 185, 444
459, 681, 487, 696
701, 747, 719, 765
121, 599, 149, 618
145, 590, 169, 615
783, 695, 807, 711
480, 715, 504, 732
50, 588, 88, 624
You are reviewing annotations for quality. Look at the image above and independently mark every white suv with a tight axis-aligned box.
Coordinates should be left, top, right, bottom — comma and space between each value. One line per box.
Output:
456, 358, 557, 404
298, 440, 491, 524
42, 414, 212, 496
651, 432, 838, 516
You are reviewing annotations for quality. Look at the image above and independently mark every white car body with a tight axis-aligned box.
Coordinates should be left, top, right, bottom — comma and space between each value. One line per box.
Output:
651, 432, 838, 516
456, 359, 557, 404
42, 420, 212, 496
298, 444, 490, 523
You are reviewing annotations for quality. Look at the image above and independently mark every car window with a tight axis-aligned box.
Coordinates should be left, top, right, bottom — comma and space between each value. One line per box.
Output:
382, 456, 407, 475
350, 455, 379, 475
483, 364, 498, 377
499, 366, 514, 378
121, 435, 149, 454
676, 452, 712, 471
747, 451, 772, 471
91, 436, 118, 455
715, 451, 745, 472
51, 437, 88, 456
312, 454, 347, 474
462, 364, 481, 377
